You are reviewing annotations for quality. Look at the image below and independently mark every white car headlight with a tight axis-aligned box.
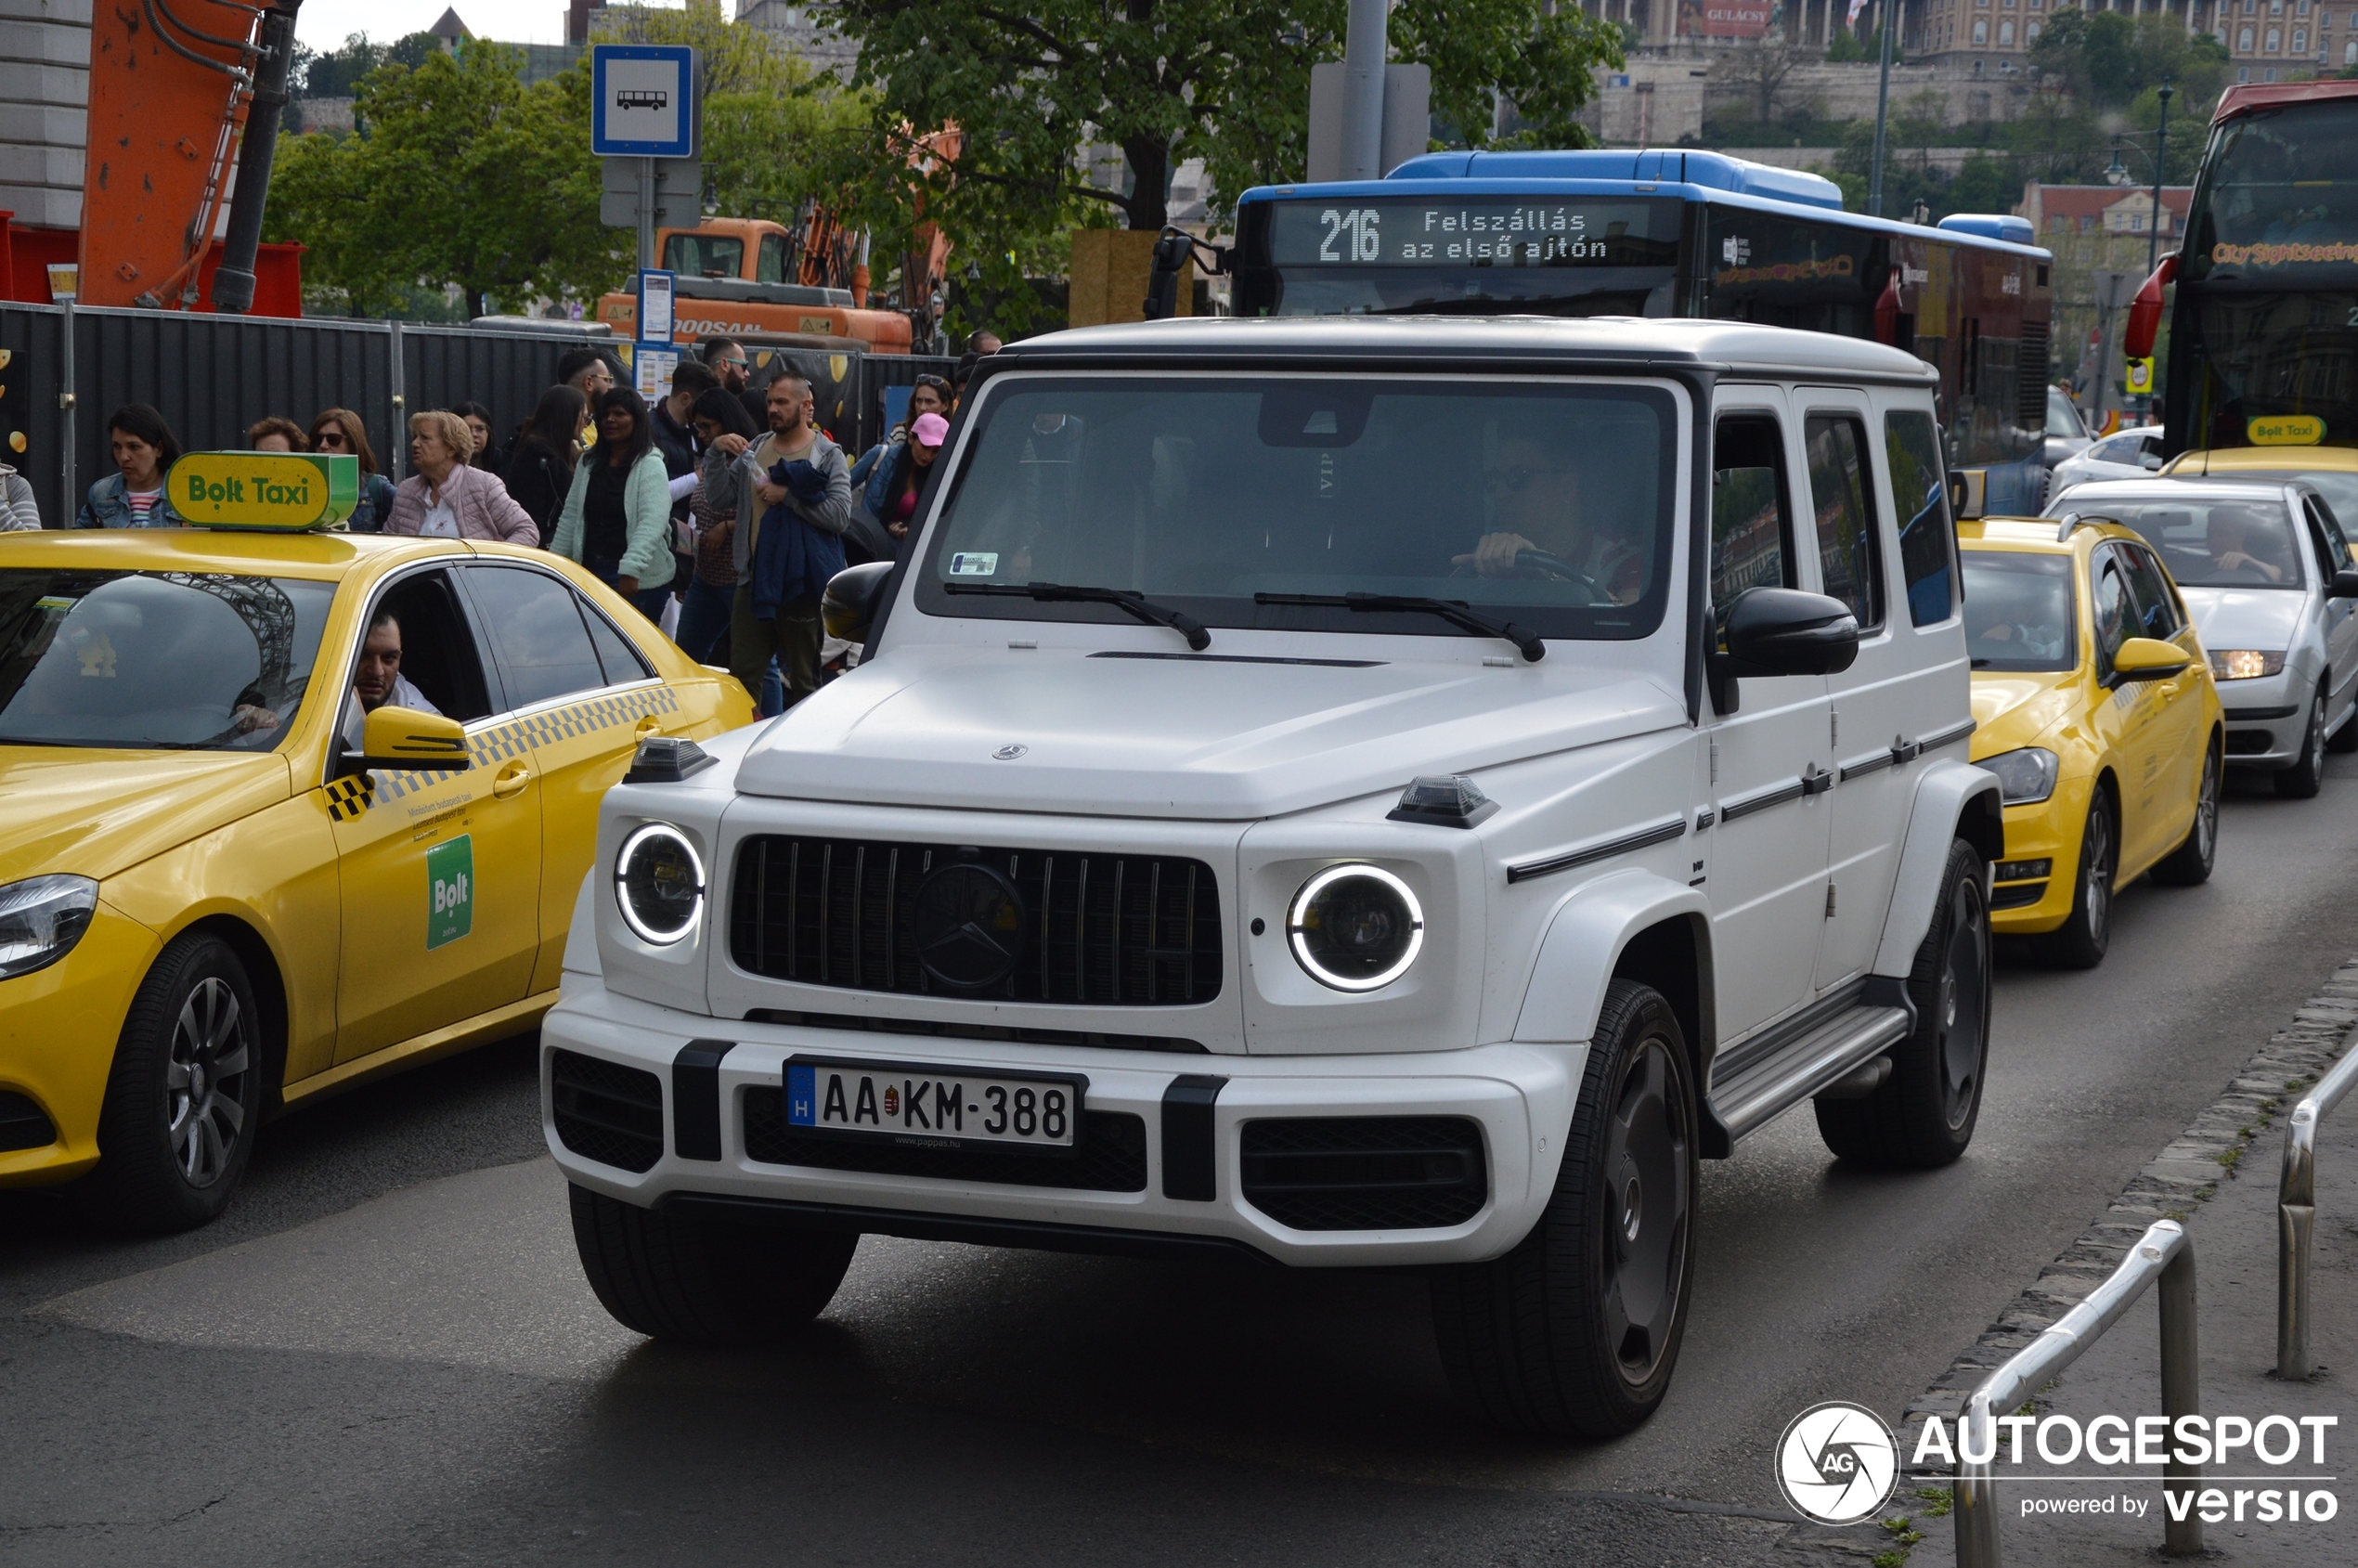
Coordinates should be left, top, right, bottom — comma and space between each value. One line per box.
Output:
615, 824, 705, 944
0, 875, 98, 981
1982, 747, 2060, 807
1287, 864, 1424, 991
2209, 649, 2286, 681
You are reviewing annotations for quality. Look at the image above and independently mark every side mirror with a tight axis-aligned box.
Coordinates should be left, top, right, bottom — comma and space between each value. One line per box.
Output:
2111, 636, 2193, 683
821, 560, 896, 643
2331, 569, 2358, 600
1718, 588, 1862, 678
2139, 452, 2164, 471
1947, 467, 1989, 522
354, 705, 470, 771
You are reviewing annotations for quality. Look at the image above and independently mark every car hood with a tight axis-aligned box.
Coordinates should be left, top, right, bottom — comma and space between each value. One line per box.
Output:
0, 749, 293, 884
1971, 670, 2079, 752
2174, 585, 2307, 654
733, 644, 1688, 819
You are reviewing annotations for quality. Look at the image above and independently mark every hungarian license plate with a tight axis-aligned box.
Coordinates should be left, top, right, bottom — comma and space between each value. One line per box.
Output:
783, 1058, 1082, 1150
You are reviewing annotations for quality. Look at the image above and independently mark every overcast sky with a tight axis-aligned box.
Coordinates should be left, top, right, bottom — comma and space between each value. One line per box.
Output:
294, 2, 687, 53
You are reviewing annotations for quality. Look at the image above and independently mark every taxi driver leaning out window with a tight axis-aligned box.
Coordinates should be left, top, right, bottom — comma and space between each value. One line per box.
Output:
1458, 427, 1645, 603
231, 608, 438, 745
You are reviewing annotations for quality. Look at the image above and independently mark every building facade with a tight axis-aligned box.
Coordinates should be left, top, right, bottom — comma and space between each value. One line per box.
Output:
2018, 180, 2193, 382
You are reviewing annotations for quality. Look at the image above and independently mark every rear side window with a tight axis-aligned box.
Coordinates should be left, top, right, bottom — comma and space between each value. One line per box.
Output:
464, 565, 609, 711
1711, 413, 1794, 611
581, 599, 654, 684
1804, 414, 1883, 630
1885, 410, 1956, 626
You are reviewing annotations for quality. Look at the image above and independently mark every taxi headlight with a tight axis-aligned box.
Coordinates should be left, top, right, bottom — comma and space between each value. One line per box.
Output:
0, 875, 98, 981
615, 824, 705, 945
1982, 746, 2060, 807
1288, 864, 1424, 992
2209, 649, 2286, 681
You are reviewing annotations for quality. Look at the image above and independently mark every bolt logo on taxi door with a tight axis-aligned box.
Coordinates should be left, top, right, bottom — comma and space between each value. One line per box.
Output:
427, 836, 474, 951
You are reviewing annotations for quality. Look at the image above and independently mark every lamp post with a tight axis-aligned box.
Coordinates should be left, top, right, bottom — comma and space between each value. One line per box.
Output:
2150, 78, 2174, 275
1868, 0, 1896, 216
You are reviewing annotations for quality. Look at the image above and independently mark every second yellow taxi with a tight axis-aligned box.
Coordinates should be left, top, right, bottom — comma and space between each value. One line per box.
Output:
0, 524, 752, 1230
1963, 515, 2224, 968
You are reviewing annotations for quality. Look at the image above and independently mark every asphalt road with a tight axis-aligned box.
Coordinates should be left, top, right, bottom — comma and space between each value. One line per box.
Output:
6, 761, 2358, 1566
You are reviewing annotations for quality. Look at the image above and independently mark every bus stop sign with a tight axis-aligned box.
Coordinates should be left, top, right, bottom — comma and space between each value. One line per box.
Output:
592, 45, 697, 158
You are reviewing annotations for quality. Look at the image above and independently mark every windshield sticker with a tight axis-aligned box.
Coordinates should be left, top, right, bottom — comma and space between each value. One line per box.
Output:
426, 836, 474, 951
948, 551, 999, 577
2211, 241, 2358, 269
32, 596, 76, 613
2248, 414, 2326, 446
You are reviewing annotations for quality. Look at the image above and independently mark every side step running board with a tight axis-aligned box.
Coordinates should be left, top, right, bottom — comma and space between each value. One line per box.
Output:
1708, 1004, 1912, 1143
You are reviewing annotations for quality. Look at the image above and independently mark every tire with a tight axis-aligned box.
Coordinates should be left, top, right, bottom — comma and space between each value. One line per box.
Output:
79, 933, 265, 1233
569, 1184, 857, 1346
2275, 687, 2328, 797
1816, 838, 1993, 1170
2149, 740, 2221, 887
1430, 979, 1697, 1438
2031, 789, 2115, 970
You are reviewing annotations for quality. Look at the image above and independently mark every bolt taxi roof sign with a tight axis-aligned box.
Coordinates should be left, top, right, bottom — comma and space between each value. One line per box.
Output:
169, 452, 359, 531
592, 45, 698, 158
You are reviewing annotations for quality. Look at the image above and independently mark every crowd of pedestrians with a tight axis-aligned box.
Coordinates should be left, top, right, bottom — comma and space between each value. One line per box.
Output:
24, 330, 1004, 717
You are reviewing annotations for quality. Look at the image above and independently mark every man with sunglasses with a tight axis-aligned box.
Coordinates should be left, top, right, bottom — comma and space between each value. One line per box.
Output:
1454, 434, 1645, 604
703, 337, 764, 430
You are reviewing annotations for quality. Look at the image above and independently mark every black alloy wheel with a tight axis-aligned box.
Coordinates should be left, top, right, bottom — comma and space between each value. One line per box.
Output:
1430, 979, 1697, 1438
1817, 836, 1992, 1168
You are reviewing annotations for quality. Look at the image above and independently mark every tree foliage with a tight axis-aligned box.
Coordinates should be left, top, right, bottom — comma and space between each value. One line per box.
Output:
266, 45, 625, 318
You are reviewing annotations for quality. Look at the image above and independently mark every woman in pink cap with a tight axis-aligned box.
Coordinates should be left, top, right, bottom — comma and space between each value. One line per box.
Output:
858, 409, 949, 547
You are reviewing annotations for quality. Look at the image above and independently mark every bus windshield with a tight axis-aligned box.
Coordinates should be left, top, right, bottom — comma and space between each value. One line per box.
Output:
2184, 100, 2358, 279
2178, 290, 2358, 448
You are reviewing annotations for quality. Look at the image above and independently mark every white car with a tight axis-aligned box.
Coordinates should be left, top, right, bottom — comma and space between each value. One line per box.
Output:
2046, 476, 2358, 794
2043, 386, 2093, 471
542, 317, 2002, 1439
2048, 425, 2167, 499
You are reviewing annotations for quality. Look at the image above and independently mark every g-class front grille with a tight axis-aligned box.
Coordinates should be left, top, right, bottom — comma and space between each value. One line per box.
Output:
728, 836, 1223, 1007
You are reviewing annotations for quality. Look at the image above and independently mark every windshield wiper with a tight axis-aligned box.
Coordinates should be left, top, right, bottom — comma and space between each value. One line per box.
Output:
946, 581, 1211, 651
1254, 592, 1546, 662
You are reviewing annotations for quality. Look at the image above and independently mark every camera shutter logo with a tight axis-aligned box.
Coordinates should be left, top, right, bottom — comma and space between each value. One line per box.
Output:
1775, 1401, 1899, 1525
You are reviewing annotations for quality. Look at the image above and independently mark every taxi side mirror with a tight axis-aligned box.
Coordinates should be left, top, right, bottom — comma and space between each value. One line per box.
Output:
356, 706, 471, 771
2110, 637, 2193, 684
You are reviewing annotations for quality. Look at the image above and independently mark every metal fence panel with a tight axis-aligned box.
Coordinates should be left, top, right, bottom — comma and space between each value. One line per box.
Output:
402, 325, 590, 473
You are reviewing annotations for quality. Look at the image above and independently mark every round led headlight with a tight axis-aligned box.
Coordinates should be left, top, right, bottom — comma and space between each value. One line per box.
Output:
1287, 864, 1424, 992
615, 823, 705, 944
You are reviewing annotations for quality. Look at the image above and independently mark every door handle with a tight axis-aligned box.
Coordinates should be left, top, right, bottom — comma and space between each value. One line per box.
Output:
634, 716, 666, 738
492, 762, 532, 799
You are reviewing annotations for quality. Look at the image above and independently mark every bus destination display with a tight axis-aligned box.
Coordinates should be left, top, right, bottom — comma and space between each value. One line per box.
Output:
1267, 198, 1678, 269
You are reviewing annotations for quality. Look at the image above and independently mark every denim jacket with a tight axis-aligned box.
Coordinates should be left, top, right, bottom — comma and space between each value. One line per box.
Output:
76, 472, 187, 529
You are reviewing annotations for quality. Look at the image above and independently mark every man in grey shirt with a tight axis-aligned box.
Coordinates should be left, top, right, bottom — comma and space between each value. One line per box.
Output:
702, 372, 853, 712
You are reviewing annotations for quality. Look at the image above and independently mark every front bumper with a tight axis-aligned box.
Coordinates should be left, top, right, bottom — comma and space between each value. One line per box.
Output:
1987, 778, 2094, 935
2218, 671, 2304, 767
0, 901, 160, 1186
542, 977, 1583, 1266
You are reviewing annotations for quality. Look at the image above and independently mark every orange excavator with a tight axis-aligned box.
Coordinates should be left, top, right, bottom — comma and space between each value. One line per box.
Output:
74, 0, 304, 314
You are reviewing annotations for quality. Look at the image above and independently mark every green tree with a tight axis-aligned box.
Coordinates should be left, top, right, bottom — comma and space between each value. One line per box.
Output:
266, 45, 626, 318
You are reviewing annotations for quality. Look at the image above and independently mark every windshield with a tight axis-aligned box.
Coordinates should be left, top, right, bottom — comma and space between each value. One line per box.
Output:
2085, 430, 2160, 466
2185, 100, 2358, 279
918, 375, 1678, 641
2045, 498, 2306, 590
1963, 551, 2077, 672
663, 232, 744, 279
2177, 290, 2358, 448
0, 570, 340, 750
2180, 467, 2358, 538
1234, 196, 1682, 318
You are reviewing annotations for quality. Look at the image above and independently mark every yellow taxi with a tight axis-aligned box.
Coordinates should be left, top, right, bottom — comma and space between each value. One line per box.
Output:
0, 489, 752, 1230
1962, 515, 2224, 968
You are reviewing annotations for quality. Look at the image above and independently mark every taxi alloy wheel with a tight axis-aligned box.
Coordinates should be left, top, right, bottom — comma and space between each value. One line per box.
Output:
2276, 690, 2327, 798
1430, 979, 1696, 1438
2151, 744, 2221, 887
84, 934, 264, 1233
2035, 793, 2114, 970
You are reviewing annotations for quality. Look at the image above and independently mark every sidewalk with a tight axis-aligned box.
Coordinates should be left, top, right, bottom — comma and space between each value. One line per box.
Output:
1902, 989, 2358, 1565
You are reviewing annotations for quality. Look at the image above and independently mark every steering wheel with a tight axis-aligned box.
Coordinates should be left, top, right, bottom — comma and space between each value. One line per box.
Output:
1451, 546, 1610, 603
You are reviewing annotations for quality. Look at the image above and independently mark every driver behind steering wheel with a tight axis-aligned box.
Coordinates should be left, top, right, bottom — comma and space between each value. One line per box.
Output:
1454, 434, 1643, 603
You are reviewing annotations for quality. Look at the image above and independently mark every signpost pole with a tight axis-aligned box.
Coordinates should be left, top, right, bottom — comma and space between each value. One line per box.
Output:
1868, 1, 1894, 217
638, 155, 657, 273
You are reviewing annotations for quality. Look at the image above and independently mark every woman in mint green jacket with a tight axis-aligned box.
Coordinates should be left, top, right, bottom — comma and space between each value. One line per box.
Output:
551, 387, 676, 623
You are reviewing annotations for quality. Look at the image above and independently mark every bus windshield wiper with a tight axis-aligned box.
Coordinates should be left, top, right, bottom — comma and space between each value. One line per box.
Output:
946, 581, 1211, 651
1254, 592, 1546, 662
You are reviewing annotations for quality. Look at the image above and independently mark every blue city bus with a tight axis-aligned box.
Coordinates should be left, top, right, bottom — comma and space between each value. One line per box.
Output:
1229, 149, 2054, 514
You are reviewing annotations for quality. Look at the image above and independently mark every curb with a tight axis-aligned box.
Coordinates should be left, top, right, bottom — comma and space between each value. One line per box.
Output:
1766, 956, 2358, 1567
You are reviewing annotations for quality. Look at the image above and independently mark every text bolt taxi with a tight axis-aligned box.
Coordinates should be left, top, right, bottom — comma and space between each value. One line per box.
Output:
1962, 514, 2223, 968
0, 457, 752, 1230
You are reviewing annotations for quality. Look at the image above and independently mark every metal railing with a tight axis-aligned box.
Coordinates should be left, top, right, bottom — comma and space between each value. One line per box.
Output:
1954, 1218, 2201, 1564
2277, 1044, 2358, 1380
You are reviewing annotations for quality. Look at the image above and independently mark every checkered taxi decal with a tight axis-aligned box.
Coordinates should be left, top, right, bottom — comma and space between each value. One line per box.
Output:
320, 685, 682, 818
